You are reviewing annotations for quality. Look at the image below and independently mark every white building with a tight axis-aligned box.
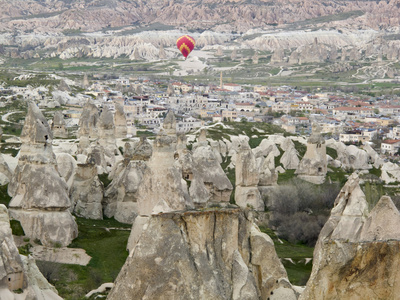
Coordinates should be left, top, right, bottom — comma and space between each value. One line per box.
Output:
381, 140, 400, 155
176, 116, 202, 133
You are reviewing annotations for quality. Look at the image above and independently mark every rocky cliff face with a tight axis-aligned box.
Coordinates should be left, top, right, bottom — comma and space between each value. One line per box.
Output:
0, 204, 63, 299
8, 102, 78, 247
0, 0, 399, 34
109, 209, 297, 300
300, 173, 400, 300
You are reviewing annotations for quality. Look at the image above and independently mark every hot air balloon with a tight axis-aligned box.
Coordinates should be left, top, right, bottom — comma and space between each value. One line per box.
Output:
176, 35, 195, 60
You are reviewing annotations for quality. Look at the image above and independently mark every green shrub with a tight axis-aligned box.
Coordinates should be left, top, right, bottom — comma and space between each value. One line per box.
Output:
10, 220, 25, 236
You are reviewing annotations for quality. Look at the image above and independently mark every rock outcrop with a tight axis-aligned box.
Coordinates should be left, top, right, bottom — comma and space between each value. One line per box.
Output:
70, 162, 104, 220
326, 140, 369, 170
162, 110, 177, 136
114, 103, 127, 138
78, 100, 100, 139
51, 111, 68, 138
8, 102, 78, 247
104, 138, 149, 224
280, 138, 300, 170
0, 154, 13, 185
253, 139, 280, 191
296, 123, 327, 184
0, 204, 63, 299
235, 141, 263, 211
110, 209, 297, 300
300, 173, 400, 300
191, 129, 233, 203
135, 132, 191, 215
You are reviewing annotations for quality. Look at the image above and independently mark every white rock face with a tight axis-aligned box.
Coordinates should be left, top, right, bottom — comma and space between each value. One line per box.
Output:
51, 111, 68, 138
109, 209, 297, 300
0, 154, 13, 185
104, 160, 147, 223
104, 138, 153, 223
114, 103, 127, 138
280, 138, 299, 170
300, 174, 400, 300
55, 153, 77, 190
381, 161, 400, 183
70, 163, 104, 220
0, 204, 62, 299
296, 125, 327, 184
136, 133, 191, 215
8, 102, 77, 247
235, 141, 263, 211
192, 144, 233, 203
363, 143, 383, 168
78, 100, 100, 139
326, 140, 369, 170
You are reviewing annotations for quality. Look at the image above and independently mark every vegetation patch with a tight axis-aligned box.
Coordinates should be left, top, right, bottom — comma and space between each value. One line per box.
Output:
326, 147, 338, 160
47, 217, 131, 300
0, 184, 11, 206
98, 173, 112, 189
10, 219, 25, 236
260, 226, 314, 285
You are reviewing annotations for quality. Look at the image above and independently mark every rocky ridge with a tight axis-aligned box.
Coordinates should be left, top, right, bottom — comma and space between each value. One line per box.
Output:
0, 0, 399, 34
300, 173, 400, 299
110, 208, 298, 300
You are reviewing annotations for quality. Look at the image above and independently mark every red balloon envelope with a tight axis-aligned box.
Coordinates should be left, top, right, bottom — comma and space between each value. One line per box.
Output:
176, 35, 195, 59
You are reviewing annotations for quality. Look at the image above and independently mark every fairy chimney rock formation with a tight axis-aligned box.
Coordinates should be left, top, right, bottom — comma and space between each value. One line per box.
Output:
114, 103, 127, 138
0, 204, 63, 299
82, 73, 89, 88
70, 161, 104, 220
235, 141, 263, 211
296, 123, 327, 184
191, 129, 233, 204
159, 45, 167, 59
280, 138, 300, 170
300, 173, 400, 300
135, 132, 191, 216
131, 137, 153, 161
58, 79, 70, 92
78, 100, 100, 139
103, 138, 152, 224
162, 110, 177, 136
111, 209, 297, 300
51, 111, 68, 138
8, 102, 78, 247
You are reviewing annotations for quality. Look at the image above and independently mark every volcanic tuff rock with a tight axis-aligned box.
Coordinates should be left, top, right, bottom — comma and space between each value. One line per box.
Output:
192, 137, 233, 203
0, 154, 13, 186
326, 140, 369, 170
55, 152, 77, 190
235, 141, 263, 211
109, 209, 297, 300
280, 138, 300, 170
300, 173, 400, 299
70, 162, 104, 220
114, 103, 127, 138
51, 111, 68, 138
296, 123, 327, 184
104, 160, 147, 224
8, 102, 77, 247
135, 132, 191, 215
0, 204, 63, 299
78, 100, 100, 139
162, 110, 177, 136
1, 0, 400, 34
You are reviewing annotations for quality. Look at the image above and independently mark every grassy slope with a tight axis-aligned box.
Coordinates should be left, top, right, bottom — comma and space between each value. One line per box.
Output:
50, 217, 131, 300
260, 226, 314, 285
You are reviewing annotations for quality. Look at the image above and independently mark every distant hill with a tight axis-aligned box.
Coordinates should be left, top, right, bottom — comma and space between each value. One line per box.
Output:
0, 0, 399, 34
